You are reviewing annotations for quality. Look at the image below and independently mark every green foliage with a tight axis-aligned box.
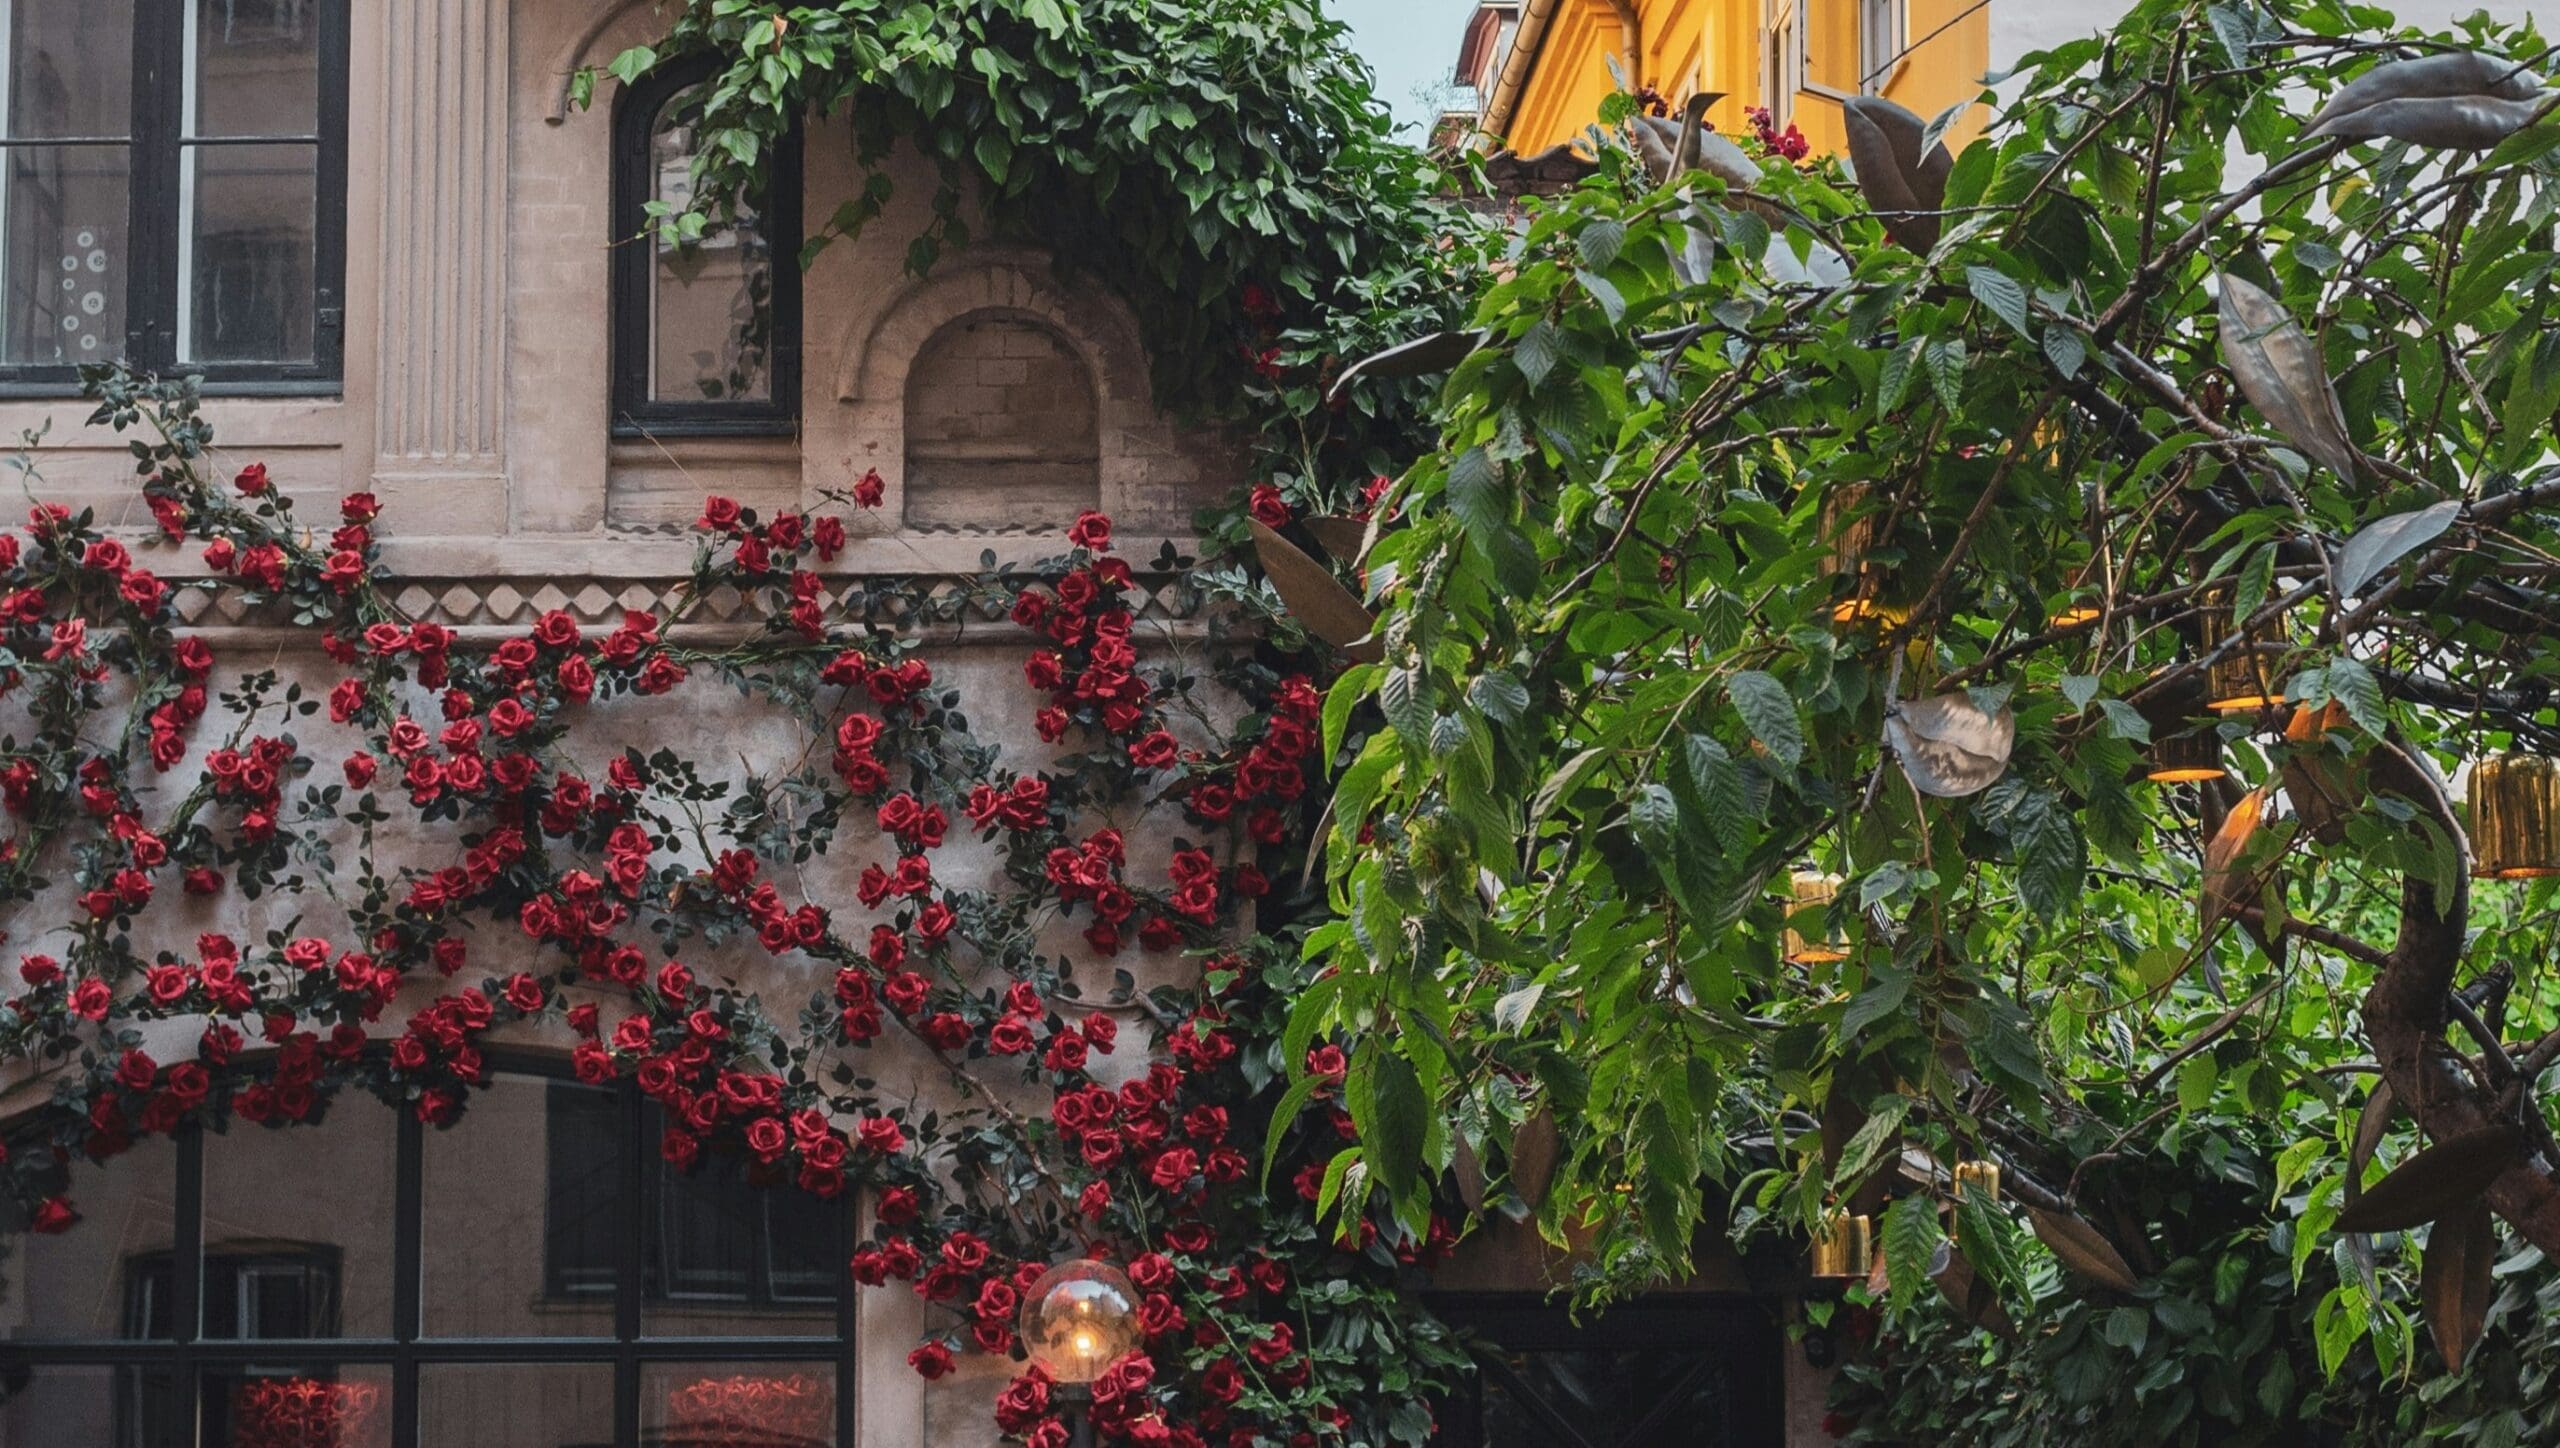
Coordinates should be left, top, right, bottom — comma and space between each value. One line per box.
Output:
1833, 1124, 2560, 1447
1294, 0, 2560, 1356
608, 0, 1487, 513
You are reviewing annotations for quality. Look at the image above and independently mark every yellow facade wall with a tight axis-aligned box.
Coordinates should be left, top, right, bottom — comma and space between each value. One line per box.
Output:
1492, 0, 1990, 162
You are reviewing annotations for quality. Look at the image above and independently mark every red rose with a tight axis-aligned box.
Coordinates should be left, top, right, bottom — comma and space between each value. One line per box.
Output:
907, 1342, 955, 1379
234, 462, 270, 495
1247, 483, 1291, 528
1067, 511, 1112, 551
29, 1196, 77, 1234
698, 495, 742, 532
857, 1116, 906, 1154
1148, 1148, 1199, 1191
1128, 730, 1179, 769
70, 979, 111, 1020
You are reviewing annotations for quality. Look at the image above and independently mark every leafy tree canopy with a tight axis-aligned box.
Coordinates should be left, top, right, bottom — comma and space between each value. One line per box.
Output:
1294, 0, 2560, 1379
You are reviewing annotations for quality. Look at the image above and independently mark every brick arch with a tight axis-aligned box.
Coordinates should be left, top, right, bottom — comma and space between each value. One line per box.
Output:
543, 0, 663, 123
900, 309, 1101, 532
830, 252, 1168, 536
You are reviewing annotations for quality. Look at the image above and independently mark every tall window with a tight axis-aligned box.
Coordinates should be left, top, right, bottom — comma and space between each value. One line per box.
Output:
611, 56, 802, 437
0, 0, 348, 393
0, 1062, 855, 1448
1762, 0, 1805, 127
1858, 0, 1907, 94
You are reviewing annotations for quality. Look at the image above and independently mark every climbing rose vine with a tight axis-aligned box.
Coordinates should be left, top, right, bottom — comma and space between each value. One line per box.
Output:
0, 369, 1464, 1445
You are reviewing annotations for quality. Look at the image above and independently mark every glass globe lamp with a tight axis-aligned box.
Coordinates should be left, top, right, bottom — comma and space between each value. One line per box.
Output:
1018, 1259, 1143, 1386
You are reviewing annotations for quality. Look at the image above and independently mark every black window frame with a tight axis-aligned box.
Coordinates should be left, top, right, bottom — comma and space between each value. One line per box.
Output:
609, 55, 802, 439
0, 1054, 860, 1448
0, 0, 350, 398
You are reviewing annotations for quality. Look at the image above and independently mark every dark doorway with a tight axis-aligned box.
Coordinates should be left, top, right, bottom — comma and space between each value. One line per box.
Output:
1428, 1295, 1786, 1448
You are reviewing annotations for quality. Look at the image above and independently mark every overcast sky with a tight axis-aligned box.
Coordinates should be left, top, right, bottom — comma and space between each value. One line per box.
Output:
1325, 0, 1481, 136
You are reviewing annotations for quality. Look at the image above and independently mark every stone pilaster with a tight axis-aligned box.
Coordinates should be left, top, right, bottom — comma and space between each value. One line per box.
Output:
370, 0, 510, 526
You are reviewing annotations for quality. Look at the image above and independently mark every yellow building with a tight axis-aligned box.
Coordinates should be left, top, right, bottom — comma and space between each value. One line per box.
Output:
1452, 0, 1993, 160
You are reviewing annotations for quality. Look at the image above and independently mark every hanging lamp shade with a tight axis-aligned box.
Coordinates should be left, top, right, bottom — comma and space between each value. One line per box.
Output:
2470, 753, 2560, 879
2146, 729, 2228, 784
1810, 1210, 1873, 1279
1952, 1160, 2002, 1205
2050, 602, 2103, 629
1785, 871, 1848, 964
2200, 593, 2286, 714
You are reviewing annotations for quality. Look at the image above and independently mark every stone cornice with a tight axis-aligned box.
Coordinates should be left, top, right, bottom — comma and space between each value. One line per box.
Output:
150, 535, 1221, 640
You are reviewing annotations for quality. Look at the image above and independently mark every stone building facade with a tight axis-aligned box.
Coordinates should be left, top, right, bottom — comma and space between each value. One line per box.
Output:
0, 2, 1244, 1446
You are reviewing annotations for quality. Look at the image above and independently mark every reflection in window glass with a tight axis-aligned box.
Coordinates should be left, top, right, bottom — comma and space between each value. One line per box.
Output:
419, 1363, 613, 1448
647, 87, 773, 404
0, 1362, 175, 1448
644, 1363, 835, 1448
183, 141, 318, 364
7, 0, 134, 139
640, 1123, 843, 1339
199, 1095, 394, 1339
1, 1133, 177, 1341
0, 145, 126, 365
191, 0, 319, 139
425, 1073, 620, 1339
200, 1362, 391, 1448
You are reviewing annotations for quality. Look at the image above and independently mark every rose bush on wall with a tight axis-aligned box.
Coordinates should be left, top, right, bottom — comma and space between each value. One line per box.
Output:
0, 368, 1465, 1446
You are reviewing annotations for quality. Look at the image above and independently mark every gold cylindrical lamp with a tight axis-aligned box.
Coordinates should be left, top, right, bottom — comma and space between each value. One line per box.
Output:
1810, 1210, 1873, 1279
2145, 729, 2228, 784
1785, 871, 1847, 964
1952, 1160, 2002, 1204
2200, 594, 2285, 714
2470, 753, 2560, 879
1820, 484, 1884, 624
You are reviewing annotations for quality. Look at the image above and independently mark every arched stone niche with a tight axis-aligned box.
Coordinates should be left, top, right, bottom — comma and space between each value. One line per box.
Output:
901, 309, 1100, 532
822, 249, 1231, 537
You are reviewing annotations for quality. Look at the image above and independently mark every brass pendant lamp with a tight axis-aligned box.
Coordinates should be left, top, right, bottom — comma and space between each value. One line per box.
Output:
2471, 753, 2560, 879
1785, 870, 1848, 964
2145, 728, 2229, 784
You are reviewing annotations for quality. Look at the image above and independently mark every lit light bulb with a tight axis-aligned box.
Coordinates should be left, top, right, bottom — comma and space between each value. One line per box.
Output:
1019, 1259, 1142, 1385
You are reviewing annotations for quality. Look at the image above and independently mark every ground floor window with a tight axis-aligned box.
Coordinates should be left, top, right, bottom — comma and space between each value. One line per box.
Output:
1428, 1295, 1785, 1448
0, 1060, 855, 1447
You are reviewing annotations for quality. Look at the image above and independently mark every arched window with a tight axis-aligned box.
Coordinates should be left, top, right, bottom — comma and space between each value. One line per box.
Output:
610, 57, 802, 436
0, 1061, 853, 1447
902, 310, 1100, 532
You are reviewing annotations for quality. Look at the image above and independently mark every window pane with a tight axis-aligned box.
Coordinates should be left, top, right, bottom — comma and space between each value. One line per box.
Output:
0, 1132, 177, 1341
201, 1364, 391, 1448
423, 1073, 620, 1339
642, 1141, 841, 1339
183, 140, 315, 364
647, 89, 773, 404
0, 143, 127, 366
420, 1363, 614, 1448
200, 1096, 396, 1339
5, 0, 133, 139
191, 0, 319, 138
0, 1363, 177, 1448
644, 1364, 835, 1448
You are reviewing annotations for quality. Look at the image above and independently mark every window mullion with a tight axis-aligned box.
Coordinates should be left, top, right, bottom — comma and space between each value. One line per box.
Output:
126, 0, 182, 370
171, 1124, 202, 1447
391, 1109, 423, 1448
615, 1082, 644, 1445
